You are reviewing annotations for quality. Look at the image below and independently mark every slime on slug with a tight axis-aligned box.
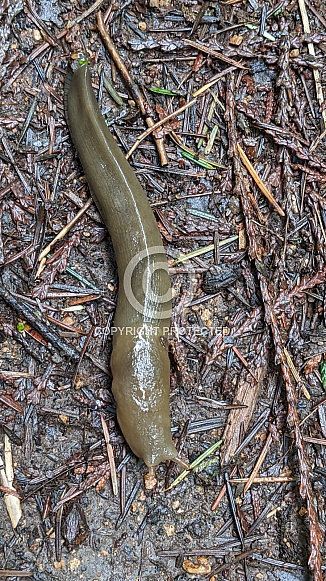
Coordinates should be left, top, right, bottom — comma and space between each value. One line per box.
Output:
65, 59, 188, 471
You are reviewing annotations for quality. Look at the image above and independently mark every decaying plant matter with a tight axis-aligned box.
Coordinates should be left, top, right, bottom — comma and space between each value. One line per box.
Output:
1, 0, 326, 579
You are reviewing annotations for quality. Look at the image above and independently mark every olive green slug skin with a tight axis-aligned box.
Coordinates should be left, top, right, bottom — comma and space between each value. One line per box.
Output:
66, 64, 184, 468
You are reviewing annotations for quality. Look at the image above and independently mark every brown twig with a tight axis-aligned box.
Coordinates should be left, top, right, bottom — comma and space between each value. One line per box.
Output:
211, 466, 237, 510
230, 476, 296, 484
231, 344, 258, 382
184, 38, 248, 70
244, 432, 273, 495
0, 437, 22, 529
237, 144, 285, 216
298, 0, 326, 130
97, 11, 169, 166
0, 572, 34, 578
126, 98, 197, 159
25, 0, 58, 46
37, 198, 93, 276
100, 414, 118, 496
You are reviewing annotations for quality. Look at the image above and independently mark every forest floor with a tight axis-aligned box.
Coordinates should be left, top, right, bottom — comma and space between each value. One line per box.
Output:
1, 0, 326, 579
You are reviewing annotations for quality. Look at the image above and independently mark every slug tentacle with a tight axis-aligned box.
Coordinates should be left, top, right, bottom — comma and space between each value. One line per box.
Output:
65, 63, 184, 468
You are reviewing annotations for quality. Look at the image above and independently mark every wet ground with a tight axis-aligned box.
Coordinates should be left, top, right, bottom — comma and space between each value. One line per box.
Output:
1, 0, 326, 579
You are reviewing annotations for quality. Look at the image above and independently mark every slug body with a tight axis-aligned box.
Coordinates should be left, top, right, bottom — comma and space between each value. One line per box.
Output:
66, 64, 182, 467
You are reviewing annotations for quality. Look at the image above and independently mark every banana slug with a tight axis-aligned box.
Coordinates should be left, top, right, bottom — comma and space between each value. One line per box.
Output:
65, 62, 187, 469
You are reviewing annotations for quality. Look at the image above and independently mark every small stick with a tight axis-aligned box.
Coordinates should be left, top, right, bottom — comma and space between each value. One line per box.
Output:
286, 434, 326, 446
298, 0, 326, 130
126, 98, 197, 159
232, 345, 258, 382
115, 480, 141, 529
230, 475, 296, 484
17, 96, 38, 145
67, 0, 106, 29
120, 447, 126, 514
309, 127, 326, 153
100, 414, 118, 496
283, 346, 310, 399
210, 549, 256, 577
244, 431, 273, 494
225, 471, 245, 548
184, 38, 248, 70
247, 191, 266, 223
1, 136, 31, 194
55, 503, 64, 561
304, 0, 326, 27
97, 11, 169, 166
232, 409, 270, 457
0, 572, 34, 578
237, 144, 285, 216
37, 198, 92, 269
190, 0, 210, 36
211, 465, 237, 510
0, 394, 23, 414
25, 0, 58, 46
0, 371, 34, 379
0, 437, 22, 529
